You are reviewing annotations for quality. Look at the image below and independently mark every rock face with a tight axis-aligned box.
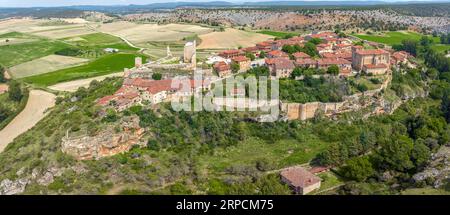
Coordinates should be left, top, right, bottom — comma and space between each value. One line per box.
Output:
413, 145, 450, 188
0, 178, 29, 195
61, 116, 145, 160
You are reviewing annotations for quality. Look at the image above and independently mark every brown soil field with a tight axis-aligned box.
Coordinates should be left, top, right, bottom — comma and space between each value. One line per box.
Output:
9, 55, 89, 78
0, 90, 56, 152
197, 28, 273, 49
48, 72, 124, 92
96, 22, 212, 45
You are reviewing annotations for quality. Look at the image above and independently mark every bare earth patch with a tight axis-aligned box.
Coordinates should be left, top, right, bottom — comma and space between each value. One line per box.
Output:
48, 72, 124, 92
9, 55, 89, 79
31, 26, 95, 39
197, 28, 273, 49
0, 90, 56, 152
96, 22, 212, 45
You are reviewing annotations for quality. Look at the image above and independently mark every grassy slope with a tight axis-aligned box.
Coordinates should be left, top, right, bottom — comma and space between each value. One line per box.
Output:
73, 33, 139, 51
23, 53, 146, 86
0, 89, 29, 130
257, 30, 298, 38
0, 39, 72, 67
353, 31, 450, 53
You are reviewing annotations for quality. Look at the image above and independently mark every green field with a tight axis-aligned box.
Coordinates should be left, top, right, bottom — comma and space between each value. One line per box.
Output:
257, 30, 298, 38
309, 171, 345, 195
66, 33, 139, 51
0, 37, 72, 67
199, 136, 329, 173
401, 187, 450, 195
354, 31, 450, 53
23, 53, 147, 86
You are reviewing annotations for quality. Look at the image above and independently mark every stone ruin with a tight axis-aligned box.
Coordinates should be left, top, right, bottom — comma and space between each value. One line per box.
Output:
61, 116, 145, 160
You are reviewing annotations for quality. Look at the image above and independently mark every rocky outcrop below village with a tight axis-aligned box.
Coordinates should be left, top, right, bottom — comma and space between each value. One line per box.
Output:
61, 116, 145, 160
413, 145, 450, 189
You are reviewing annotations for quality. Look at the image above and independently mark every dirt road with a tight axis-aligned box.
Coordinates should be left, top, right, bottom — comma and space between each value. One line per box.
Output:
0, 90, 56, 152
48, 72, 124, 92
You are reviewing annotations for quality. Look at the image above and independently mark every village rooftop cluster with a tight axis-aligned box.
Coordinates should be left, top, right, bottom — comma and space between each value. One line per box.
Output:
96, 31, 412, 113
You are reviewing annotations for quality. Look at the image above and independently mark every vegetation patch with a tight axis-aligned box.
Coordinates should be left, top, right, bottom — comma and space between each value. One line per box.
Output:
23, 53, 147, 86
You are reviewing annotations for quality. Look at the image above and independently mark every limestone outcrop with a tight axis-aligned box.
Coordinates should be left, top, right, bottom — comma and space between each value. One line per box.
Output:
61, 116, 145, 160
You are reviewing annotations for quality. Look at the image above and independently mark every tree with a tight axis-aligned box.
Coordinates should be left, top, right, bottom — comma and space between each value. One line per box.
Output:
357, 83, 368, 92
340, 156, 374, 182
309, 38, 323, 45
327, 65, 339, 76
281, 45, 295, 54
245, 52, 255, 61
303, 42, 318, 57
230, 62, 240, 73
411, 141, 431, 169
0, 64, 5, 83
291, 67, 303, 78
420, 36, 432, 47
259, 51, 266, 59
375, 135, 414, 172
442, 92, 450, 123
152, 72, 162, 80
0, 103, 11, 122
401, 39, 419, 56
8, 80, 23, 102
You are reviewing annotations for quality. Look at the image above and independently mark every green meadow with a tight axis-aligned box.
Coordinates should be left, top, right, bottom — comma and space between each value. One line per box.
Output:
257, 30, 298, 38
67, 33, 139, 51
354, 31, 450, 53
23, 53, 147, 86
0, 36, 72, 67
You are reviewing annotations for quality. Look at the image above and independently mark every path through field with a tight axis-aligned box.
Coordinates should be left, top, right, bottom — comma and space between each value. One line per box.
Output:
0, 90, 56, 152
48, 72, 124, 92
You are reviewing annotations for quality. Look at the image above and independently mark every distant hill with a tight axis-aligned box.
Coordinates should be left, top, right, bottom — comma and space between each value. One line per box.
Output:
0, 1, 449, 18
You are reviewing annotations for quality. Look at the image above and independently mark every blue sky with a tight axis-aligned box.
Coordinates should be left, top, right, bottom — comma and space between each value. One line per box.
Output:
0, 0, 444, 7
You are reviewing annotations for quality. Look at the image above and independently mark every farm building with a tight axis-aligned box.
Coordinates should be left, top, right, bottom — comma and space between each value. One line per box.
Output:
281, 167, 321, 195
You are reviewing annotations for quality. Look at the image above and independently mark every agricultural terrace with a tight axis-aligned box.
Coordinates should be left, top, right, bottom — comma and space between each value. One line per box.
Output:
23, 53, 147, 86
197, 28, 273, 49
64, 33, 139, 51
0, 32, 72, 67
353, 31, 450, 53
257, 30, 299, 39
8, 55, 89, 79
96, 22, 212, 45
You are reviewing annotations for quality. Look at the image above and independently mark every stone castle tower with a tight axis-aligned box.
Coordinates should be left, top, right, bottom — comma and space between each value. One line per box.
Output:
183, 40, 196, 68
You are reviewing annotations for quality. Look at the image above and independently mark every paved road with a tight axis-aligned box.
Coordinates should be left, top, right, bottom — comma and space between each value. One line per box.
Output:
0, 90, 56, 152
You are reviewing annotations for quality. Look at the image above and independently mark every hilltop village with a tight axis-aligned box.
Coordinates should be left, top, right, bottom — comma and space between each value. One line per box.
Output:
96, 31, 412, 114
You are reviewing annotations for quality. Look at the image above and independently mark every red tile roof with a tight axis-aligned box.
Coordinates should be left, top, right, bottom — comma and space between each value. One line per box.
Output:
309, 166, 330, 174
232, 55, 249, 62
268, 50, 288, 58
355, 49, 389, 55
317, 58, 351, 65
97, 95, 116, 106
273, 58, 295, 70
321, 51, 352, 59
281, 167, 321, 188
214, 61, 231, 72
292, 52, 310, 59
295, 58, 317, 66
146, 79, 176, 94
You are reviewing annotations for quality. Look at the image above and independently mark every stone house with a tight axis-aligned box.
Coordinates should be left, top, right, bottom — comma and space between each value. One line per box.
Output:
213, 61, 232, 77
267, 58, 295, 78
352, 46, 390, 74
232, 55, 251, 72
280, 167, 321, 195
